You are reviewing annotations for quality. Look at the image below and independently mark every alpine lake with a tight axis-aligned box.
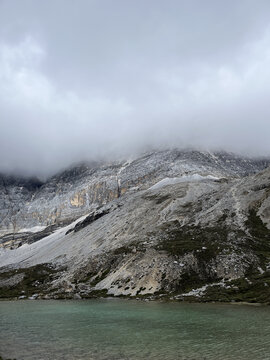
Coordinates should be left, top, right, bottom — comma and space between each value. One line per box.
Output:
0, 299, 270, 360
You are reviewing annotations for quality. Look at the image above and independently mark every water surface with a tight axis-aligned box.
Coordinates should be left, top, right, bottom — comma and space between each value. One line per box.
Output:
0, 299, 270, 359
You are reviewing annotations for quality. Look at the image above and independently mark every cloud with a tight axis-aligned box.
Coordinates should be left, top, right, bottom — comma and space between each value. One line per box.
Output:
0, 0, 270, 177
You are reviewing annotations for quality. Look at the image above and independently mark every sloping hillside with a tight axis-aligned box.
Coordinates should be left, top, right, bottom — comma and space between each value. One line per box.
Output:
0, 149, 269, 236
0, 151, 269, 303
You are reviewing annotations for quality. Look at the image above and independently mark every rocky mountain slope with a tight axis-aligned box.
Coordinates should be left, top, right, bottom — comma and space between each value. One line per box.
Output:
0, 149, 270, 303
0, 149, 269, 236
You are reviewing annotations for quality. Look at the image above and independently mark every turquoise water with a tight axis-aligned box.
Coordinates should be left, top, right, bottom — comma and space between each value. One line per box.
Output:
0, 300, 270, 360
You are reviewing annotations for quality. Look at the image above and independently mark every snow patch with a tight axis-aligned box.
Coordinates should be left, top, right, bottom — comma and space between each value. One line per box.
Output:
18, 226, 46, 233
149, 174, 220, 190
0, 212, 90, 268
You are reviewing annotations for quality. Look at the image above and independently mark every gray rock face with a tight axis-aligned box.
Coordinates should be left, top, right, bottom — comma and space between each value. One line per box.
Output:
0, 149, 269, 235
0, 149, 270, 303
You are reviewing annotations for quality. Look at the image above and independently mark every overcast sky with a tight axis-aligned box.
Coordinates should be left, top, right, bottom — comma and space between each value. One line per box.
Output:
1, 0, 270, 177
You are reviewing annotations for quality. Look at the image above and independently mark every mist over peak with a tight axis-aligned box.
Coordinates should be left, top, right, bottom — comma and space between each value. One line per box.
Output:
1, 0, 270, 177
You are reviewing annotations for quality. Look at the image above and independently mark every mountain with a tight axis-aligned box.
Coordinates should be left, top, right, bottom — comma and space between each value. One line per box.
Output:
0, 149, 270, 303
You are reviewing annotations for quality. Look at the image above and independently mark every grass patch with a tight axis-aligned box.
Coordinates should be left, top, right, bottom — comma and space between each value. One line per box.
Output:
202, 272, 270, 303
156, 223, 232, 261
90, 268, 111, 286
0, 264, 58, 298
81, 289, 109, 298
113, 246, 132, 255
175, 271, 210, 293
244, 209, 270, 266
245, 209, 270, 239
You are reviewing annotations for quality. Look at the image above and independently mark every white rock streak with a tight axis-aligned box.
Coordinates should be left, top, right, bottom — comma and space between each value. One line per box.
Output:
149, 174, 220, 190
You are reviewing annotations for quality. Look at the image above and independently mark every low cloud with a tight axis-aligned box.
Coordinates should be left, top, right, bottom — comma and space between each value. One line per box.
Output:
0, 0, 270, 177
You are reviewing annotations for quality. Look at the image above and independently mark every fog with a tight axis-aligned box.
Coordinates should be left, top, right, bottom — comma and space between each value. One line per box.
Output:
1, 0, 270, 177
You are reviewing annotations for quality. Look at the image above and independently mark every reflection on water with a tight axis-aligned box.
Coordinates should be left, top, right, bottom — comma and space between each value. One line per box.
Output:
0, 299, 270, 360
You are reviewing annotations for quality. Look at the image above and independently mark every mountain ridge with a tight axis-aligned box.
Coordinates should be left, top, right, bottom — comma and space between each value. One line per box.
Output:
1, 149, 269, 236
0, 149, 270, 303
